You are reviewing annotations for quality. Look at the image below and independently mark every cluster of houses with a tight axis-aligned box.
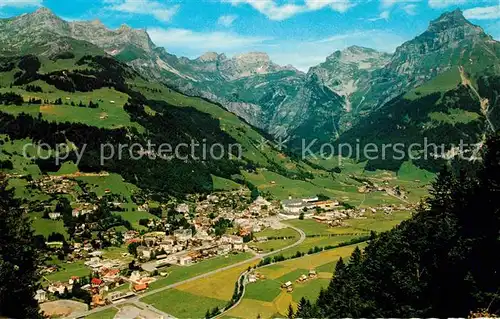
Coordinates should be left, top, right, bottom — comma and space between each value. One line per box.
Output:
279, 269, 318, 293
135, 229, 249, 273
31, 175, 77, 195
38, 252, 158, 308
357, 180, 408, 201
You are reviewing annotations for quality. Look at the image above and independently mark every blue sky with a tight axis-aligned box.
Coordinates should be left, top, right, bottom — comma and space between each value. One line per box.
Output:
1, 0, 499, 70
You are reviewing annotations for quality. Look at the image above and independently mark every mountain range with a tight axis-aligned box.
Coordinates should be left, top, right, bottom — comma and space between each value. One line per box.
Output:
0, 7, 499, 173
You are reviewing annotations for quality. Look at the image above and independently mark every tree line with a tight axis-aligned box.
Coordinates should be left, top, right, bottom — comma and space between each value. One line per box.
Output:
291, 132, 500, 318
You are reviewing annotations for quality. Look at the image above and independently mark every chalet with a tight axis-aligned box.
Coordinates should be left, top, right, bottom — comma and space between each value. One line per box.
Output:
123, 230, 139, 241
281, 281, 293, 288
178, 255, 193, 266
313, 215, 329, 223
133, 283, 148, 292
91, 278, 103, 287
35, 289, 47, 303
248, 274, 257, 283
48, 212, 61, 220
136, 246, 153, 260
103, 268, 120, 281
48, 282, 71, 295
129, 271, 142, 283
175, 203, 190, 214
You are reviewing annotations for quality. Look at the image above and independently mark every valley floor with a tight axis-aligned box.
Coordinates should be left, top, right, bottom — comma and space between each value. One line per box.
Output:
76, 211, 411, 319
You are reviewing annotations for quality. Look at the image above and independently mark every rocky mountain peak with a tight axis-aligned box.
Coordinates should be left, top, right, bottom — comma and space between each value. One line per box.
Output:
25, 7, 64, 25
324, 46, 390, 70
118, 24, 132, 31
234, 52, 271, 64
90, 19, 104, 26
233, 52, 271, 65
427, 9, 471, 33
32, 7, 58, 18
197, 52, 223, 62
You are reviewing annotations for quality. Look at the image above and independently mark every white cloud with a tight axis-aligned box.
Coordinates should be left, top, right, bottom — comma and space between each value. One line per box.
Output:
381, 0, 399, 8
106, 0, 179, 22
403, 4, 418, 15
463, 6, 500, 20
428, 0, 467, 8
147, 27, 270, 52
368, 10, 390, 21
224, 0, 354, 21
0, 0, 42, 7
305, 0, 355, 13
217, 14, 237, 27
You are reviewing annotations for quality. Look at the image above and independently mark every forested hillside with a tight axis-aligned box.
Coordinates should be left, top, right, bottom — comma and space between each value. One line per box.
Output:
294, 132, 500, 317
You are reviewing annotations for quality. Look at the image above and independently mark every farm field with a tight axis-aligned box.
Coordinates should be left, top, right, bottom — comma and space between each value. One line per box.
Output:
113, 210, 159, 230
76, 173, 138, 202
212, 174, 242, 191
141, 289, 226, 319
285, 219, 367, 236
251, 227, 300, 253
31, 211, 69, 240
142, 260, 259, 318
345, 210, 412, 232
287, 211, 412, 235
0, 84, 143, 131
147, 252, 254, 290
43, 260, 89, 284
225, 244, 363, 319
242, 168, 413, 207
84, 307, 119, 319
274, 235, 364, 259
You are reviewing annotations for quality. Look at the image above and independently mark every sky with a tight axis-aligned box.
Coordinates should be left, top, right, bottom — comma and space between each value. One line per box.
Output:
0, 0, 499, 71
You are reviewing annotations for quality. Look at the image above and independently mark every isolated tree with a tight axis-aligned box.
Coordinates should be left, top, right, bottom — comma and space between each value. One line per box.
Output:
0, 174, 42, 318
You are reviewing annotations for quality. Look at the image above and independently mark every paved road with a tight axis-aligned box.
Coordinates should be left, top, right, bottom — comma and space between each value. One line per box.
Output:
68, 225, 306, 319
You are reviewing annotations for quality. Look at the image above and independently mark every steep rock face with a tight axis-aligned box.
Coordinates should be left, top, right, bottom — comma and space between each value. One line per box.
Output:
0, 8, 72, 55
69, 22, 154, 54
308, 46, 391, 112
336, 10, 500, 171
352, 9, 499, 117
0, 8, 154, 57
150, 50, 298, 82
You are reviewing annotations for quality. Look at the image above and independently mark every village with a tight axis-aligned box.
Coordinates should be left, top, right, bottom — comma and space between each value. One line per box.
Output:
32, 173, 414, 314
